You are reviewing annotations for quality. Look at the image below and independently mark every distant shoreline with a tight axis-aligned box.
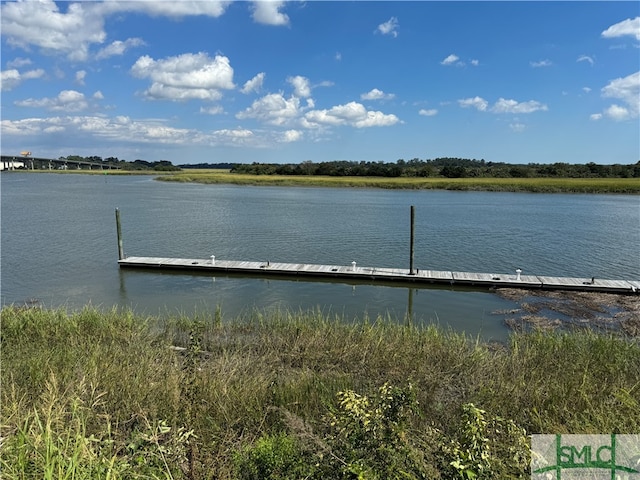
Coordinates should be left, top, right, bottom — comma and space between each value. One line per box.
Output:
6, 169, 640, 193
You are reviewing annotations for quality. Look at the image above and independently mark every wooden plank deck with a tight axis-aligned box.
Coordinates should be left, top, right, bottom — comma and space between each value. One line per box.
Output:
118, 256, 639, 294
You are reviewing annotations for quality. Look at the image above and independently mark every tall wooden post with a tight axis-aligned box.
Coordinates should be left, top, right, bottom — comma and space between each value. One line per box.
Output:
409, 205, 415, 275
115, 208, 124, 260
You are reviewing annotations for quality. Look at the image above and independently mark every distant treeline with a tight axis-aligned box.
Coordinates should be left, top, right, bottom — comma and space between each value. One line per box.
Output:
178, 162, 236, 170
231, 158, 640, 178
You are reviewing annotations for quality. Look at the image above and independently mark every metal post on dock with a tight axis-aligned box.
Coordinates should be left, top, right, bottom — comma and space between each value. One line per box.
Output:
115, 208, 124, 260
409, 205, 415, 275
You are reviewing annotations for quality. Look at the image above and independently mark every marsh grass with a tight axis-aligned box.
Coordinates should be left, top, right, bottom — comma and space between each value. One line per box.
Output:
157, 171, 640, 193
2, 306, 639, 478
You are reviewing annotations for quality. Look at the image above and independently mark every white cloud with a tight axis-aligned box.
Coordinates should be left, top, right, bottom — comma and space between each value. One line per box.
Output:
304, 101, 399, 128
470, 59, 479, 67
211, 128, 255, 146
491, 98, 548, 114
75, 70, 86, 85
601, 17, 640, 41
1, 68, 45, 91
509, 122, 526, 132
377, 17, 399, 37
441, 54, 460, 66
458, 96, 547, 114
530, 59, 552, 68
105, 1, 231, 18
15, 90, 89, 112
280, 130, 303, 143
458, 96, 489, 111
287, 75, 311, 98
236, 93, 304, 125
583, 87, 592, 93
6, 57, 33, 68
600, 71, 640, 121
96, 38, 145, 60
0, 0, 231, 62
241, 72, 266, 94
131, 53, 235, 101
361, 88, 395, 101
418, 108, 438, 116
200, 106, 225, 115
250, 1, 290, 26
93, 91, 104, 100
335, 52, 342, 61
577, 55, 595, 66
590, 113, 603, 121
0, 0, 105, 61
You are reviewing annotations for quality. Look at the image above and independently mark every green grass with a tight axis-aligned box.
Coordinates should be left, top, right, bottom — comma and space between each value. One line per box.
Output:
157, 171, 640, 193
2, 306, 639, 478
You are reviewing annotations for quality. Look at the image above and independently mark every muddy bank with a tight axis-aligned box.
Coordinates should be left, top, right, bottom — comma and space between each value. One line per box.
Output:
494, 289, 640, 336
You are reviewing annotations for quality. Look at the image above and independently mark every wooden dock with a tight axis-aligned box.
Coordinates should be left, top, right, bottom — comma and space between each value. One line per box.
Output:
118, 256, 640, 294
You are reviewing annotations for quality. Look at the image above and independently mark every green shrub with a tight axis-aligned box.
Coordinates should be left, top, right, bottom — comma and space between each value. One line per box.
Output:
233, 432, 311, 480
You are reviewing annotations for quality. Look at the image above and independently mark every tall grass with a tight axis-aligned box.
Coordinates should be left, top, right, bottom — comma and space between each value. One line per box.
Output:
157, 171, 640, 193
2, 306, 639, 478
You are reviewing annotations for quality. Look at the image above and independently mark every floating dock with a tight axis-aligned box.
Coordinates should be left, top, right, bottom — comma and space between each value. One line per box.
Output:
118, 256, 640, 294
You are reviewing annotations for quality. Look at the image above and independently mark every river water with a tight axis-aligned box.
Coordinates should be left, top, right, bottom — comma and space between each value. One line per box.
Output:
2, 172, 638, 340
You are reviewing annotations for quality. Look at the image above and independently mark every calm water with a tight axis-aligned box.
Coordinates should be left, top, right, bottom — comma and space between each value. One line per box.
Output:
2, 173, 638, 340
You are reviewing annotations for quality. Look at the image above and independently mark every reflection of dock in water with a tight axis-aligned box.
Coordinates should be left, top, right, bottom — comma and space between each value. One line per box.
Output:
118, 256, 640, 294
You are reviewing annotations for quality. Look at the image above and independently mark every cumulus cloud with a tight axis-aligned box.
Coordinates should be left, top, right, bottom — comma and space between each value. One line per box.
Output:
418, 108, 438, 116
0, 0, 105, 61
1, 68, 45, 91
96, 38, 145, 60
0, 0, 230, 61
236, 93, 305, 125
288, 75, 311, 98
458, 96, 489, 111
280, 130, 303, 143
601, 17, 640, 41
250, 1, 290, 26
458, 96, 547, 114
305, 101, 399, 128
211, 128, 255, 145
15, 90, 89, 112
361, 88, 395, 101
491, 98, 548, 114
598, 71, 640, 121
377, 17, 399, 37
131, 52, 235, 101
441, 54, 460, 66
0, 114, 267, 150
241, 72, 266, 94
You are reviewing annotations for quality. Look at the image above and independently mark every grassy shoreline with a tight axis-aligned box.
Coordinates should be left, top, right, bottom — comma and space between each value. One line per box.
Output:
9, 169, 640, 193
2, 306, 639, 479
158, 171, 640, 193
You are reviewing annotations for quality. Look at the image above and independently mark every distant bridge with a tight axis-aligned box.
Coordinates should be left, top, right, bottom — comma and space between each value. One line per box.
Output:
1, 155, 122, 171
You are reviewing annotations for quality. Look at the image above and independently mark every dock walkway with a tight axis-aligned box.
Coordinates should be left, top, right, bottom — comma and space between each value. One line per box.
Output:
118, 256, 640, 294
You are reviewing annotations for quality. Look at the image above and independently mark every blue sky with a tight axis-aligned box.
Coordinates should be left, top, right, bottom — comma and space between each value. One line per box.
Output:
1, 1, 638, 165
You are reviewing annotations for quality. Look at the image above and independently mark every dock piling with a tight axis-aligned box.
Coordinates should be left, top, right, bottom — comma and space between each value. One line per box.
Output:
409, 205, 415, 275
115, 208, 124, 260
